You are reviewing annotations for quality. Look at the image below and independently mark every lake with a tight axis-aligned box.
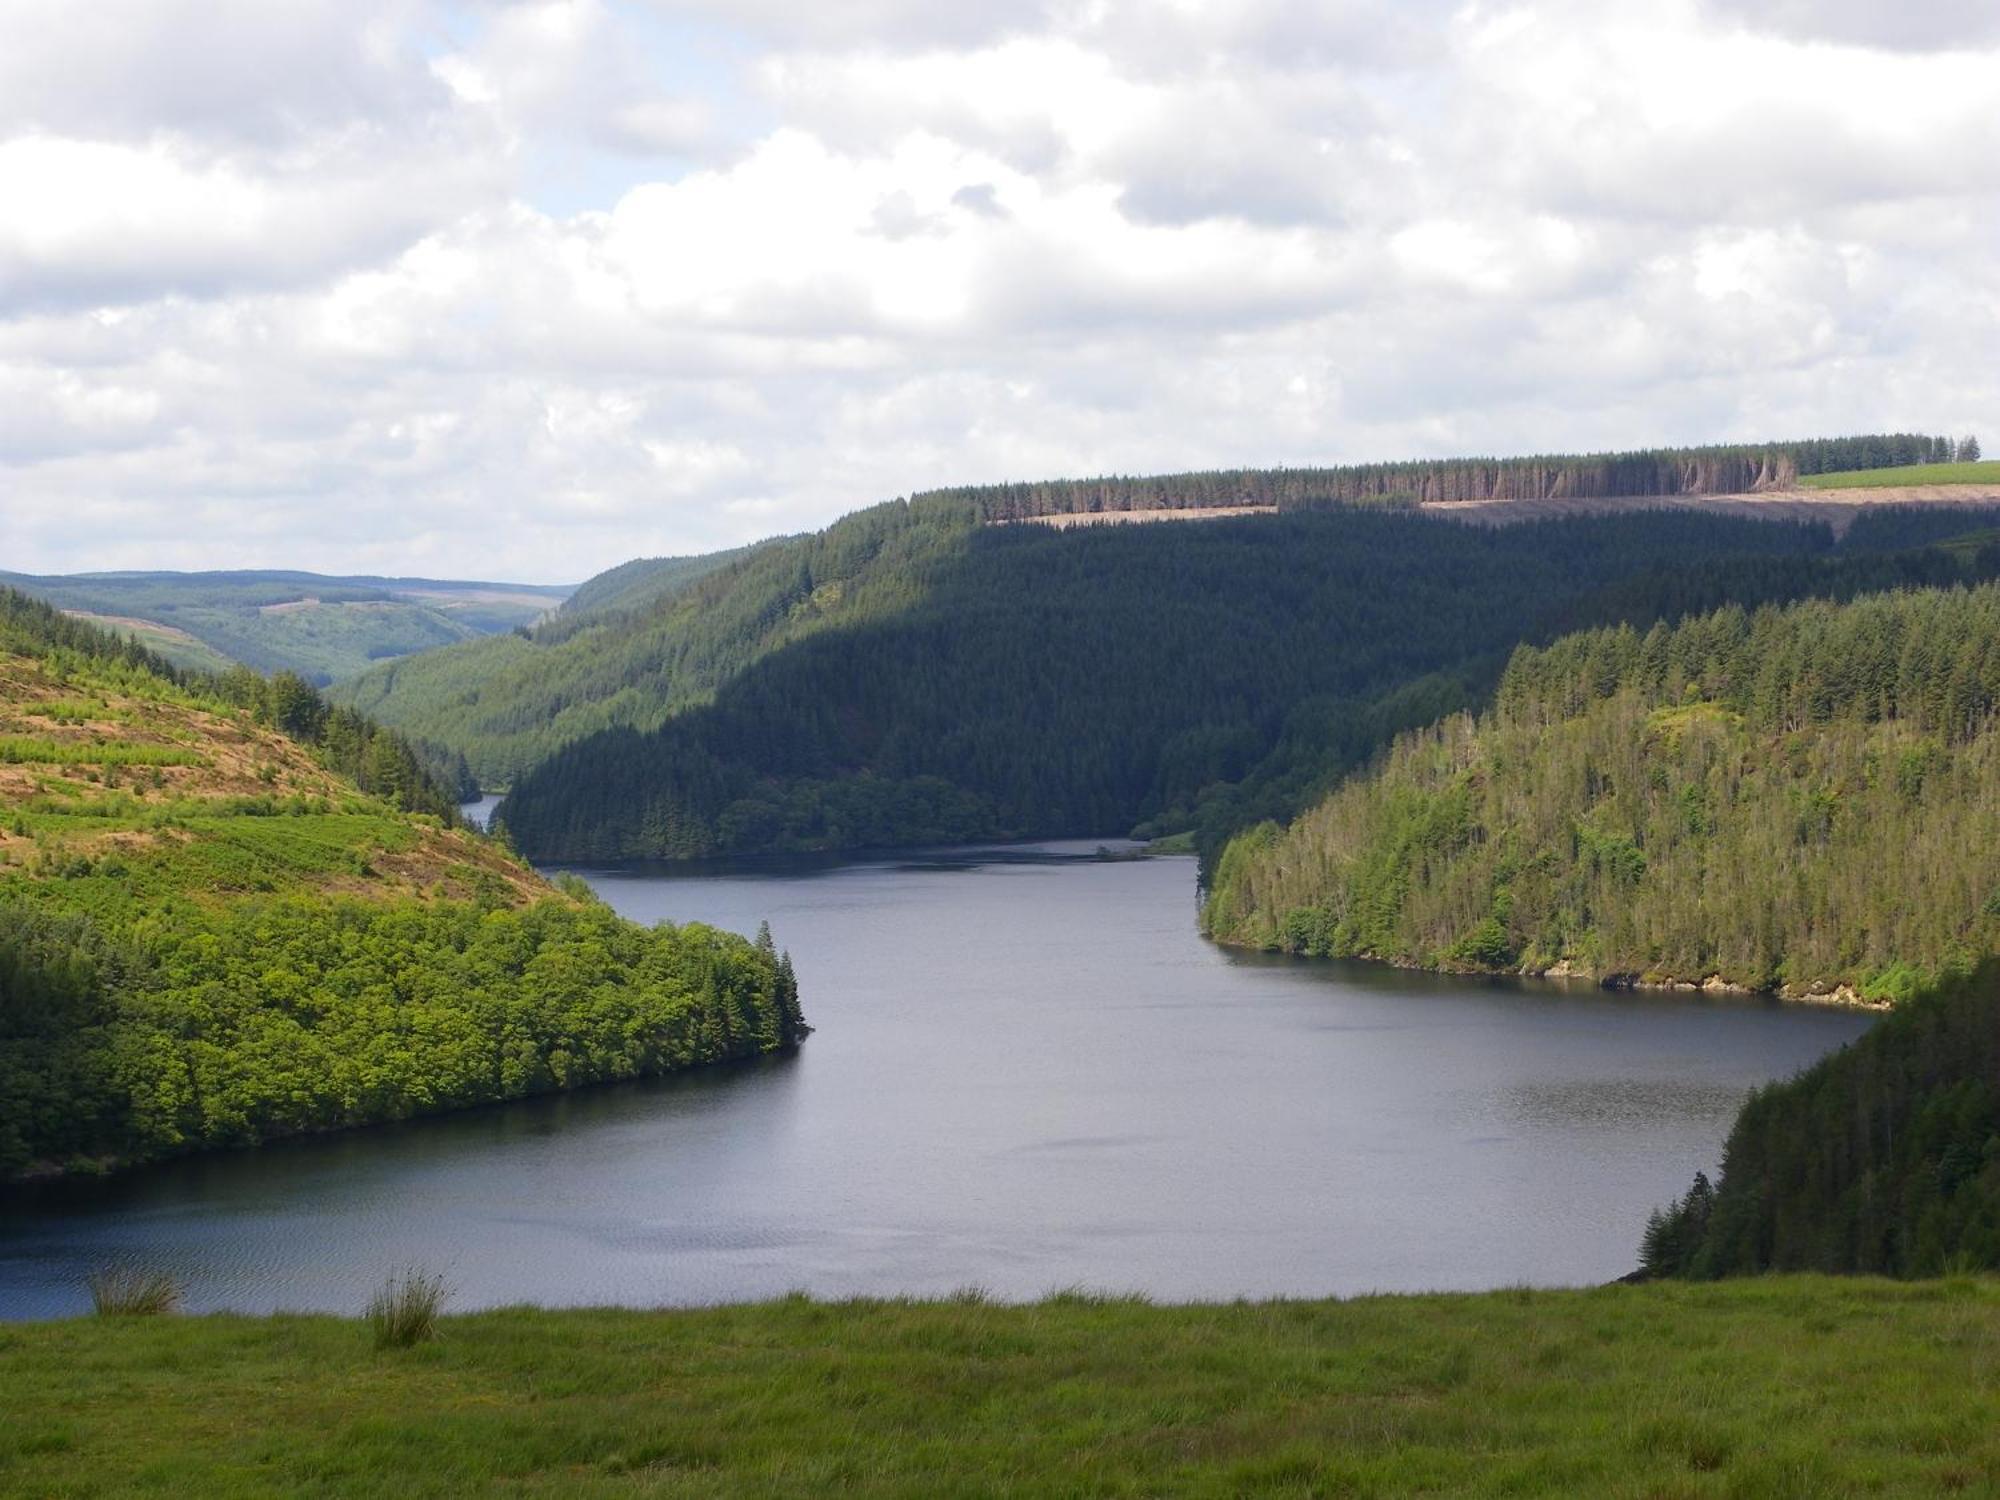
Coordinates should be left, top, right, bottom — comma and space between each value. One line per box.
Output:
0, 840, 1875, 1318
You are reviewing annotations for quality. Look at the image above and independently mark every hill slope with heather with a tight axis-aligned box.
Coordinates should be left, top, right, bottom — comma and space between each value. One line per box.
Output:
0, 589, 804, 1182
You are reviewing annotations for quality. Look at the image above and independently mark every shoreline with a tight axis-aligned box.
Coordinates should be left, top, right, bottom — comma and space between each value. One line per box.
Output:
1210, 936, 1898, 1010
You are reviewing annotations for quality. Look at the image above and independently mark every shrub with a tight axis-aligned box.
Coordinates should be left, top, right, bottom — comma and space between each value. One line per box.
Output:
367, 1267, 448, 1349
87, 1266, 182, 1316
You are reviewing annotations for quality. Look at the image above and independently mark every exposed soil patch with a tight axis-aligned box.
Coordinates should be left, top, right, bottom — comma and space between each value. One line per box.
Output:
1008, 504, 1280, 529
1422, 484, 2000, 535
396, 586, 566, 609
256, 597, 409, 615
60, 611, 207, 646
0, 650, 549, 905
999, 485, 2000, 538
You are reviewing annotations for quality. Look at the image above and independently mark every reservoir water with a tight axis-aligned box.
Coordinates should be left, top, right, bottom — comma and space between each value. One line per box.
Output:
0, 841, 1874, 1318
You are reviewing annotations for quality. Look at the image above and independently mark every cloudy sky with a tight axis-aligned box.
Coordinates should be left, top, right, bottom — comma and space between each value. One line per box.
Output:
2, 0, 1995, 582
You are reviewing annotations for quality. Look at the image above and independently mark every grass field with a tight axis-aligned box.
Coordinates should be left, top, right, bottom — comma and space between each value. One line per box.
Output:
1801, 461, 2000, 490
2, 1279, 1996, 1496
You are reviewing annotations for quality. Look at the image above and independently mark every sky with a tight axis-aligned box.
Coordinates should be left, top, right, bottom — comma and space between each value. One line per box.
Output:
1, 0, 1995, 584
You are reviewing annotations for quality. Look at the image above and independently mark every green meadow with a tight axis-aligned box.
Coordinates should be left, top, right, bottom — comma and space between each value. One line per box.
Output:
1800, 460, 2000, 490
3, 1279, 1997, 1497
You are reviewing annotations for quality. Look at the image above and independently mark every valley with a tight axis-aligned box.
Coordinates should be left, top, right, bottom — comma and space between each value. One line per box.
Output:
8, 6, 1996, 1489
0, 841, 1869, 1315
0, 569, 576, 685
12, 439, 2000, 1218
9, 435, 2000, 1493
2, 431, 1997, 1485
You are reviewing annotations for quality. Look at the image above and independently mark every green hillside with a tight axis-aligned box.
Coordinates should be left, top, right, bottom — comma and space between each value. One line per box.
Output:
1801, 459, 2000, 490
1202, 584, 2000, 999
332, 500, 983, 788
0, 589, 803, 1182
492, 505, 2000, 863
49, 610, 239, 676
557, 544, 765, 619
0, 570, 574, 686
4, 1280, 1997, 1497
331, 436, 1955, 798
1643, 962, 2000, 1279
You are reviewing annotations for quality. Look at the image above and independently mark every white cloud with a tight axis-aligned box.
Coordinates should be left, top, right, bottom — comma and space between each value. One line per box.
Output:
0, 0, 1995, 580
0, 0, 450, 146
636, 0, 1054, 50
0, 135, 501, 309
1702, 0, 2000, 51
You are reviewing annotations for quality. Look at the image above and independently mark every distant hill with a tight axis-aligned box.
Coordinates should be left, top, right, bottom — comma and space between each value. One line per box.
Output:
332, 434, 1971, 799
0, 569, 575, 686
330, 505, 957, 789
557, 545, 767, 620
912, 432, 1956, 520
486, 504, 2000, 863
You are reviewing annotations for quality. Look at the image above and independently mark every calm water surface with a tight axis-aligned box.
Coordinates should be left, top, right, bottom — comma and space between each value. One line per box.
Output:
0, 839, 1874, 1318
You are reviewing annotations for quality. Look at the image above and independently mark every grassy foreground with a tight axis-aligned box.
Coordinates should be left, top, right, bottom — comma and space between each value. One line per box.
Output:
4, 1281, 1997, 1497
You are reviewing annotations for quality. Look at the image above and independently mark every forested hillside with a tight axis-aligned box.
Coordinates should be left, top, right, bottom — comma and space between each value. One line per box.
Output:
924, 433, 1951, 520
0, 569, 572, 685
331, 435, 1958, 795
1204, 583, 2000, 999
1640, 961, 2000, 1277
0, 589, 804, 1181
493, 507, 2000, 862
556, 545, 763, 620
333, 498, 984, 787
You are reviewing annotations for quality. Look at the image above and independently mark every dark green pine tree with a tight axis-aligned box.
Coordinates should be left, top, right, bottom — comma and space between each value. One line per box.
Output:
776, 951, 807, 1043
1639, 1171, 1715, 1278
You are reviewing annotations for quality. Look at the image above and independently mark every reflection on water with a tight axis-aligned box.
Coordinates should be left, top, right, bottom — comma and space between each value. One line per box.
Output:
1501, 1078, 1752, 1130
0, 837, 1874, 1318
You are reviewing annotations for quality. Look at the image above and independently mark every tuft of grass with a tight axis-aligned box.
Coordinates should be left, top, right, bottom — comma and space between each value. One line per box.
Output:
366, 1266, 448, 1349
86, 1266, 182, 1316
